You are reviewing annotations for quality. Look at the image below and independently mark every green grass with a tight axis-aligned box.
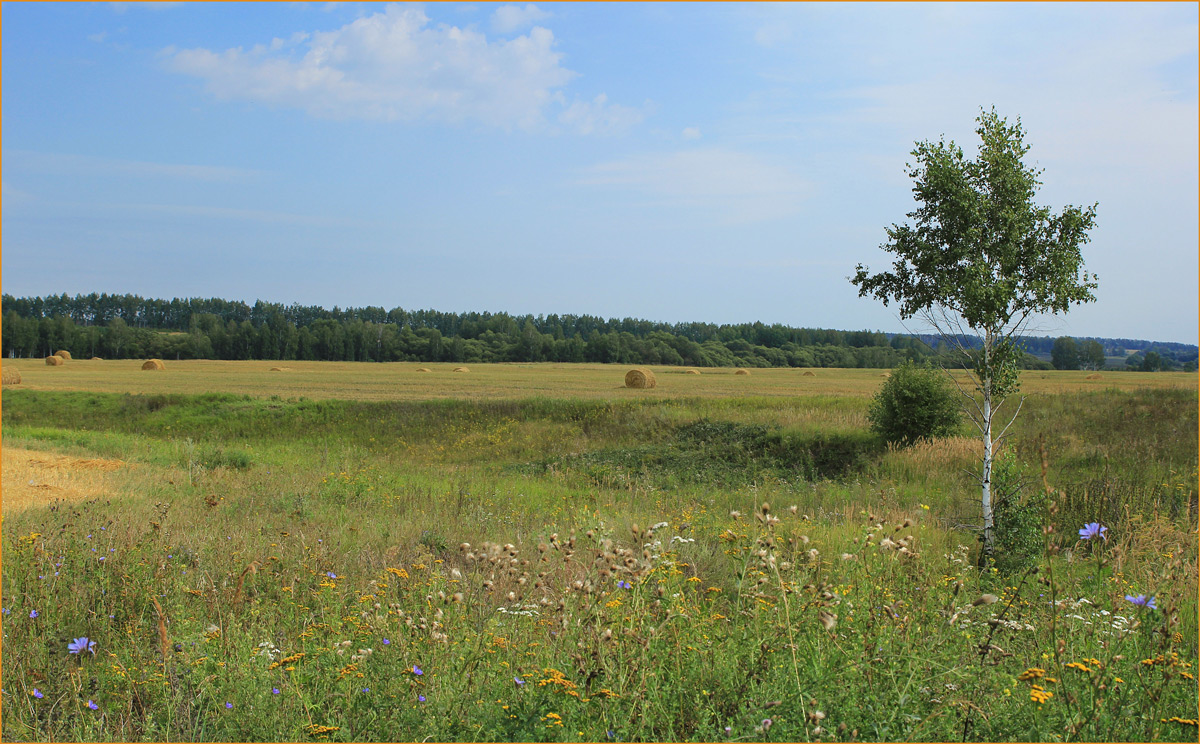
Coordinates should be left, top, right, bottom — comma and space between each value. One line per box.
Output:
2, 382, 1196, 741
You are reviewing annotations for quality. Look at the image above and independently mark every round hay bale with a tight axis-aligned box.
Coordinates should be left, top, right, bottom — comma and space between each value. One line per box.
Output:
685, 369, 701, 375
141, 359, 165, 371
2, 367, 21, 385
90, 357, 103, 361
269, 366, 291, 372
415, 368, 432, 373
45, 355, 64, 366
802, 370, 816, 377
452, 366, 469, 373
54, 350, 72, 360
735, 368, 750, 376
879, 373, 891, 378
624, 368, 657, 389
1086, 373, 1102, 380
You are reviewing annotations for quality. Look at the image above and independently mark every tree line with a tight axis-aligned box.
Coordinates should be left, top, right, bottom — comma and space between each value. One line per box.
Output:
2, 292, 1192, 370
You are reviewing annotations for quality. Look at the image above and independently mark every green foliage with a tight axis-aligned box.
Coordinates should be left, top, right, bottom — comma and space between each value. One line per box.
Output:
989, 455, 1045, 573
1081, 339, 1106, 370
1051, 336, 1080, 370
868, 362, 962, 447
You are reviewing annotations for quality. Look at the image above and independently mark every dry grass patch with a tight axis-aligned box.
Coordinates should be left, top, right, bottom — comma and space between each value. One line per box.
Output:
1, 448, 129, 514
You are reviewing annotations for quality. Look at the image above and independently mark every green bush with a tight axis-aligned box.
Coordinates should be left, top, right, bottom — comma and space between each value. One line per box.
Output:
990, 454, 1045, 573
868, 361, 962, 446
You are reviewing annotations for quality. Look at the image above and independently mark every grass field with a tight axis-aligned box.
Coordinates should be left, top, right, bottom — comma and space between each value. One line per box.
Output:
3, 358, 1194, 401
1, 362, 1197, 742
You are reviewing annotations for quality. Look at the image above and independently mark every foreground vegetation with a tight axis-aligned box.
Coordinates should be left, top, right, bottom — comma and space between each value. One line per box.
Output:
2, 369, 1196, 741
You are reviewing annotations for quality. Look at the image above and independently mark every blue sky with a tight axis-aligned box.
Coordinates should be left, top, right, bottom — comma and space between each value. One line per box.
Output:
3, 2, 1197, 343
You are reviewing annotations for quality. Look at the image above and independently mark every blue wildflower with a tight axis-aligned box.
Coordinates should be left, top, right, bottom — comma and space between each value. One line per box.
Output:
1125, 594, 1158, 609
1078, 522, 1107, 541
68, 637, 97, 655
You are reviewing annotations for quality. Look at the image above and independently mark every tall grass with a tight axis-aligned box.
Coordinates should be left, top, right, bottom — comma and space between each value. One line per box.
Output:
2, 383, 1196, 741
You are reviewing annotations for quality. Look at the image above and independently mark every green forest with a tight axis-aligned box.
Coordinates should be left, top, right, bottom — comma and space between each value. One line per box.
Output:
4, 292, 1195, 370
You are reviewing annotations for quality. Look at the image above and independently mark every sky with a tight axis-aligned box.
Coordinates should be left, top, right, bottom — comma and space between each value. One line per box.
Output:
2, 2, 1197, 344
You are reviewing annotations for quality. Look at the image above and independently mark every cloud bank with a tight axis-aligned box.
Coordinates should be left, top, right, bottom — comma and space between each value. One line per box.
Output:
166, 4, 638, 133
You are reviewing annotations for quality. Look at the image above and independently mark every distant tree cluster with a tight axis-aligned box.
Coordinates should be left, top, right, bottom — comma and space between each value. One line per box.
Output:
3, 293, 1191, 370
3, 292, 927, 368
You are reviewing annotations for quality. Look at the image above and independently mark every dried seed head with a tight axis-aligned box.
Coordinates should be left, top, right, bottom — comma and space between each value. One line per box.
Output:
973, 594, 999, 606
818, 610, 837, 631
789, 505, 798, 515
730, 511, 742, 519
601, 628, 613, 642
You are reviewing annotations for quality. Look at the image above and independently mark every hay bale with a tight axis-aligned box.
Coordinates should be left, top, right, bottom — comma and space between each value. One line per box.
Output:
141, 359, 165, 371
452, 366, 470, 373
802, 370, 816, 377
415, 368, 432, 373
2, 367, 21, 385
269, 367, 291, 372
879, 373, 891, 378
54, 350, 72, 360
90, 357, 103, 361
1086, 373, 1102, 380
624, 368, 657, 389
45, 355, 64, 366
685, 369, 701, 375
735, 368, 750, 376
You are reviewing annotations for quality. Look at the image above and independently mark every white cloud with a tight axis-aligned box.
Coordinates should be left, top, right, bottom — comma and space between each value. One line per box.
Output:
491, 4, 550, 34
558, 94, 645, 135
681, 126, 701, 140
88, 31, 108, 43
579, 148, 810, 224
165, 5, 626, 132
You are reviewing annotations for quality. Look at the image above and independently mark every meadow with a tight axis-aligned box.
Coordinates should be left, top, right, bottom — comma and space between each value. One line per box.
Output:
1, 361, 1196, 742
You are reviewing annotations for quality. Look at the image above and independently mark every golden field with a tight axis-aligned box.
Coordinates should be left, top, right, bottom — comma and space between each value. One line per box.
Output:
0, 358, 1193, 402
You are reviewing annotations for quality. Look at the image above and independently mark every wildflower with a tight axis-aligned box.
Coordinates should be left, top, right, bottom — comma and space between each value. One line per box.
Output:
418, 695, 426, 702
225, 702, 233, 709
382, 639, 390, 646
1125, 594, 1157, 609
273, 687, 280, 694
514, 677, 525, 686
87, 700, 99, 710
326, 572, 337, 579
617, 581, 632, 590
29, 610, 39, 619
68, 637, 97, 655
32, 689, 43, 699
413, 665, 423, 676
1078, 522, 1107, 541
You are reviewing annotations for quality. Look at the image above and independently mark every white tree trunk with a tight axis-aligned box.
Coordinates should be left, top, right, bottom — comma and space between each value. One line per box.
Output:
981, 380, 994, 558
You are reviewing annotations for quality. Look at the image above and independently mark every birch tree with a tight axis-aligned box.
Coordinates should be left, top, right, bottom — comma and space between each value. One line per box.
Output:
851, 109, 1098, 559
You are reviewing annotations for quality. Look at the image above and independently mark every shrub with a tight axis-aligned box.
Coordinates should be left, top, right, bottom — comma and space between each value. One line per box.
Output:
868, 361, 962, 446
990, 454, 1045, 573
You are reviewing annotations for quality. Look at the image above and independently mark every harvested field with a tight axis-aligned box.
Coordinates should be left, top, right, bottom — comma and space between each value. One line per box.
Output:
1, 447, 129, 514
0, 360, 1189, 402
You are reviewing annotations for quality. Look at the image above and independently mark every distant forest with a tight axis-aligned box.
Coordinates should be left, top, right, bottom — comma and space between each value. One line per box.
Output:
4, 293, 1196, 371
